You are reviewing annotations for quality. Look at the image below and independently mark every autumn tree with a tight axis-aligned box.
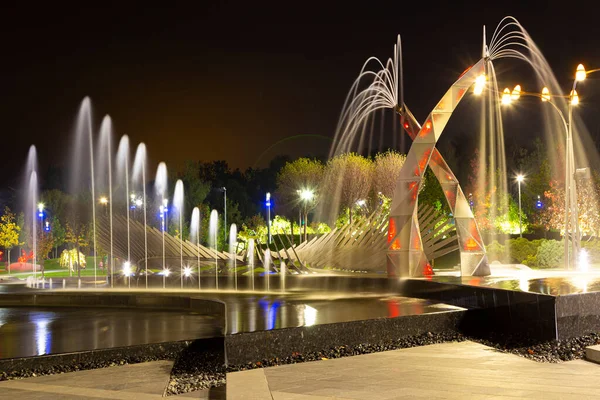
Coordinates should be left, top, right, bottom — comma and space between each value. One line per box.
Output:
0, 207, 22, 273
36, 230, 54, 277
323, 153, 373, 224
373, 150, 406, 199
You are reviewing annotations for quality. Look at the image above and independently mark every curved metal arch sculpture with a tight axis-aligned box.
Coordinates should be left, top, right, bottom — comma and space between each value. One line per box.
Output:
387, 59, 490, 278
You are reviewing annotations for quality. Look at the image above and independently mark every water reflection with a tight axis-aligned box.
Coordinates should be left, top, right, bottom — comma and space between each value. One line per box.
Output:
0, 307, 217, 359
225, 296, 451, 334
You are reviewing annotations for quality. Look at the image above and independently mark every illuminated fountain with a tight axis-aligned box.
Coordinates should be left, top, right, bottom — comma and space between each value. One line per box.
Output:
173, 179, 185, 288
209, 210, 219, 289
191, 207, 201, 289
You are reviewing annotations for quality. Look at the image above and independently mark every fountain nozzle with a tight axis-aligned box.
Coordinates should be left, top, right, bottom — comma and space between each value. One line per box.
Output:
394, 103, 404, 115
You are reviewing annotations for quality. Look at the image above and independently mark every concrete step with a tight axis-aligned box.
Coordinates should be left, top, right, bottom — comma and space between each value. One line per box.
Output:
585, 345, 600, 364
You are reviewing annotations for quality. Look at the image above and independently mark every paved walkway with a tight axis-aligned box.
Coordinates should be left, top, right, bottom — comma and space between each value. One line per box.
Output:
2, 341, 600, 399
227, 341, 600, 399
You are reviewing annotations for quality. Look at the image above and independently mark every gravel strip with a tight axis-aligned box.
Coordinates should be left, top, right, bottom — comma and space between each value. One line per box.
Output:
473, 332, 600, 362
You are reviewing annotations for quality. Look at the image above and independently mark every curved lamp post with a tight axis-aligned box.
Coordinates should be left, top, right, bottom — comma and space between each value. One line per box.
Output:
501, 68, 594, 269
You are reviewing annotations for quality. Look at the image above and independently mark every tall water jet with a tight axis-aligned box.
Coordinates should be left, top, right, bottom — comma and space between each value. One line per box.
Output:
28, 171, 38, 281
191, 207, 201, 289
247, 239, 255, 291
155, 162, 168, 281
70, 98, 97, 281
229, 224, 237, 290
98, 116, 114, 287
133, 143, 148, 287
173, 180, 185, 288
209, 210, 219, 290
264, 249, 271, 292
22, 145, 38, 275
116, 135, 131, 265
280, 261, 286, 293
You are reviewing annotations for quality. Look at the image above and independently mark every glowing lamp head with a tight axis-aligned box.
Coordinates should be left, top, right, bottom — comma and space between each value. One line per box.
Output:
37, 203, 44, 212
162, 198, 168, 207
473, 74, 486, 95
183, 266, 193, 278
130, 193, 136, 200
511, 85, 521, 101
122, 262, 132, 277
570, 90, 579, 106
99, 196, 108, 205
162, 268, 171, 277
516, 174, 525, 183
300, 189, 314, 201
576, 64, 586, 82
541, 87, 550, 102
501, 88, 512, 105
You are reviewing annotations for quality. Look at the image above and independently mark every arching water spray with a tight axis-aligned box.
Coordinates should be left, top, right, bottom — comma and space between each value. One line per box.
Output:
173, 180, 185, 288
71, 98, 97, 284
116, 135, 131, 265
155, 162, 168, 284
99, 116, 114, 287
133, 143, 148, 287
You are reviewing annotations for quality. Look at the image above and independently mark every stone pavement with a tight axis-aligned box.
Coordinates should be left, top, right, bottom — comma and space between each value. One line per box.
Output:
2, 341, 600, 399
226, 341, 600, 400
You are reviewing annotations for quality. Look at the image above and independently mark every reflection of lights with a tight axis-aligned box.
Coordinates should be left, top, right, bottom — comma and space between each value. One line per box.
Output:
267, 301, 280, 330
35, 317, 51, 355
303, 305, 317, 326
183, 266, 193, 278
578, 249, 590, 273
122, 262, 132, 277
572, 276, 589, 293
519, 276, 529, 292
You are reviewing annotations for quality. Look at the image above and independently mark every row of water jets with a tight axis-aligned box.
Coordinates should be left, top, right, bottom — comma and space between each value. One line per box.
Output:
24, 97, 286, 292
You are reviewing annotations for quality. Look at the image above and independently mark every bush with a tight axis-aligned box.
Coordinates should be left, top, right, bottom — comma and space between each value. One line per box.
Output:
581, 239, 600, 263
506, 238, 543, 264
535, 239, 563, 268
485, 240, 507, 263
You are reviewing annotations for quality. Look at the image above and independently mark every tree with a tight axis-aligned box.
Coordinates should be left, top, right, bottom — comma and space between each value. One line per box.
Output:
323, 153, 373, 224
0, 207, 22, 273
275, 158, 325, 236
51, 216, 66, 258
181, 160, 211, 215
36, 230, 54, 277
373, 150, 406, 199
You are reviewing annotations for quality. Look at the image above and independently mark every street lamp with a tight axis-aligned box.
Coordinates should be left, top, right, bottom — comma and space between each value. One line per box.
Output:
516, 174, 525, 238
266, 192, 272, 244
297, 189, 314, 242
501, 83, 577, 268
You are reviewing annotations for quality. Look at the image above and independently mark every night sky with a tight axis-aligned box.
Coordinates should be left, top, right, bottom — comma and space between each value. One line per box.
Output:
2, 2, 600, 194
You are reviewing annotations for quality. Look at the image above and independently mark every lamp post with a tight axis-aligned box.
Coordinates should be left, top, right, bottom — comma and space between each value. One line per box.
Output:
516, 175, 524, 238
160, 198, 168, 280
266, 192, 272, 245
297, 189, 314, 242
501, 84, 575, 268
37, 203, 44, 236
222, 187, 227, 249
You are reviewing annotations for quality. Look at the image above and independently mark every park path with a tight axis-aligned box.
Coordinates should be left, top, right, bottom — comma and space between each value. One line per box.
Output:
1, 341, 600, 399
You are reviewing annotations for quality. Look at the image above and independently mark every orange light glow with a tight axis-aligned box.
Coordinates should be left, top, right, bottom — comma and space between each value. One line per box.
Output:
464, 238, 479, 251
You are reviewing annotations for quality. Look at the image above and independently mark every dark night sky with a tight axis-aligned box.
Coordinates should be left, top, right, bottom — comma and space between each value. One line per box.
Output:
2, 2, 600, 194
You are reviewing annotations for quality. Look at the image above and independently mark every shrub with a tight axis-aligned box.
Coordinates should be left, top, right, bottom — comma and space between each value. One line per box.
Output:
485, 240, 506, 263
535, 239, 564, 268
506, 237, 543, 264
